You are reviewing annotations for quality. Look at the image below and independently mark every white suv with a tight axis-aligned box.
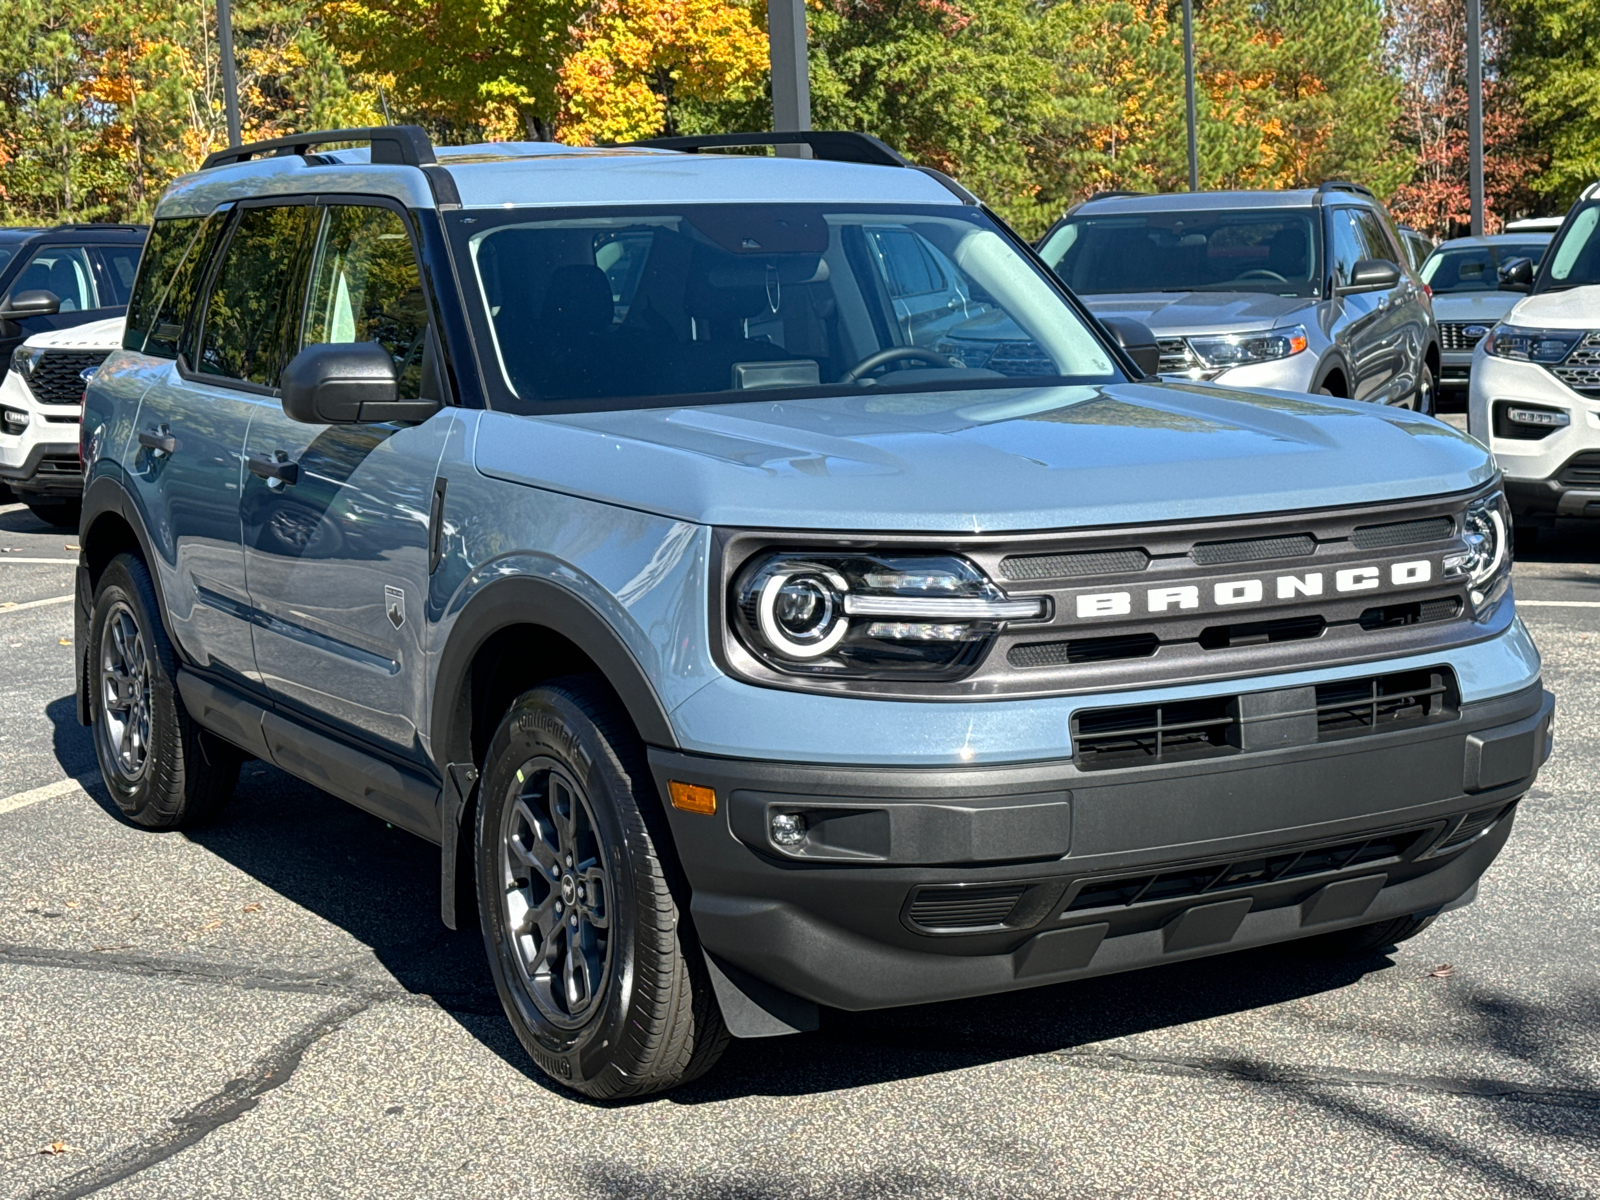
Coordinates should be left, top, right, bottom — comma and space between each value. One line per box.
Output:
0, 315, 123, 525
1469, 182, 1600, 547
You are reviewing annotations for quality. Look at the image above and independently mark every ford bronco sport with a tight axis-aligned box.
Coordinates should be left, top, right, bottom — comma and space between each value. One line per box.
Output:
77, 127, 1552, 1099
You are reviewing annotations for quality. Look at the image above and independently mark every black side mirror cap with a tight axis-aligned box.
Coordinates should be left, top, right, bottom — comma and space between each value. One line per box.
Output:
1344, 259, 1402, 292
0, 289, 61, 321
1099, 316, 1162, 378
280, 342, 440, 425
1498, 256, 1534, 292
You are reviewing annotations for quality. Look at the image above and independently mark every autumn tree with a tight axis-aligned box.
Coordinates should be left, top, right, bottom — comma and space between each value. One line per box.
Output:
1501, 0, 1600, 209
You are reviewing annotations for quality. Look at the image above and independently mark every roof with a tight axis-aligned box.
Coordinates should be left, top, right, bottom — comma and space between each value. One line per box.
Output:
1070, 188, 1376, 215
1432, 233, 1554, 249
157, 140, 960, 218
0, 224, 144, 242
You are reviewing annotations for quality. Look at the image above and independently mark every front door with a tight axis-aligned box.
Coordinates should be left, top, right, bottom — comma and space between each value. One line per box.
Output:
0, 242, 131, 371
240, 201, 449, 758
1327, 207, 1397, 400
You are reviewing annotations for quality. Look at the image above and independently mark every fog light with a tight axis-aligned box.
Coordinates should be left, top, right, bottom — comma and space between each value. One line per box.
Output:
1, 407, 27, 435
770, 812, 807, 847
1506, 406, 1569, 428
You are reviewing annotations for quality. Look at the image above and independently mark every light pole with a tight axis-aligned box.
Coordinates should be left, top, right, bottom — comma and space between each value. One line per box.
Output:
1182, 0, 1199, 191
768, 0, 811, 157
1466, 0, 1485, 235
217, 0, 241, 149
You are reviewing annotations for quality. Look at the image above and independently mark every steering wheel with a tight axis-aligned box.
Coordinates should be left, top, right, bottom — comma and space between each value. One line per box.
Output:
1235, 269, 1288, 282
839, 346, 958, 384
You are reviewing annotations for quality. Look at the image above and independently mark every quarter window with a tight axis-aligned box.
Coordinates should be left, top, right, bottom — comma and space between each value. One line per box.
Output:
303, 205, 430, 399
197, 205, 316, 386
124, 217, 208, 357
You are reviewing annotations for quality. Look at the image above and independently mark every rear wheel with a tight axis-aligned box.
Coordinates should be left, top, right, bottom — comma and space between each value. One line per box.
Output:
476, 676, 727, 1099
1299, 913, 1436, 958
89, 553, 240, 828
24, 498, 80, 529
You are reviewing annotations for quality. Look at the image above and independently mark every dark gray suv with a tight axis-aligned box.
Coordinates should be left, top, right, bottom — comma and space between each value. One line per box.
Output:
1035, 184, 1440, 412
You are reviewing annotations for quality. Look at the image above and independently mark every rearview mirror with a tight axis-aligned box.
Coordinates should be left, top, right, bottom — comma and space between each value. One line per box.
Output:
1343, 259, 1401, 293
280, 342, 440, 425
1498, 256, 1534, 293
1099, 316, 1162, 378
0, 289, 61, 321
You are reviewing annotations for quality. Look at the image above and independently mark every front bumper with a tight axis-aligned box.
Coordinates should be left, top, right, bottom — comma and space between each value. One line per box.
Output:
0, 440, 83, 496
654, 681, 1551, 1018
1469, 352, 1600, 517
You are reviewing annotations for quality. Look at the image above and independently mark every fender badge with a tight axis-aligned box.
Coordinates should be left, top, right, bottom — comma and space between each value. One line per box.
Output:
385, 585, 405, 629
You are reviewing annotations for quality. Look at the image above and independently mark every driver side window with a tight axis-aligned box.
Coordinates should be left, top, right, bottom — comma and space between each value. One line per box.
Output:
1328, 210, 1366, 288
304, 205, 431, 400
8, 245, 99, 312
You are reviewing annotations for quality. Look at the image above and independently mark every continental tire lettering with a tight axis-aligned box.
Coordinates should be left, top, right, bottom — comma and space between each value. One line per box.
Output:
1336, 567, 1380, 592
1277, 572, 1323, 599
1147, 585, 1199, 612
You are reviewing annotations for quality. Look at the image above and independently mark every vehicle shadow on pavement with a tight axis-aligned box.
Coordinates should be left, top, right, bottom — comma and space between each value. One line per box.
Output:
1517, 518, 1600, 567
0, 504, 68, 534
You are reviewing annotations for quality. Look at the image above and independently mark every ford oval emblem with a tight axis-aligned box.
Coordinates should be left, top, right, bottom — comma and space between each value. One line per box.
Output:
1464, 325, 1489, 338
79, 366, 98, 383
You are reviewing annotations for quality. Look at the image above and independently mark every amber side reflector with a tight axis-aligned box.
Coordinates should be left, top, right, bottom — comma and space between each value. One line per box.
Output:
668, 781, 717, 815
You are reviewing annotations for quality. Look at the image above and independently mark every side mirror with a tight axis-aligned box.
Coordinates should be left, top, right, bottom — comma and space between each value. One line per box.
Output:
1343, 259, 1401, 293
0, 289, 61, 321
1498, 256, 1534, 293
280, 342, 440, 425
1099, 316, 1162, 378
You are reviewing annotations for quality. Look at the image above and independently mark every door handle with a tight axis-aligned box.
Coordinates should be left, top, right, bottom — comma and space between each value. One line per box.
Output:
137, 426, 178, 455
247, 453, 299, 485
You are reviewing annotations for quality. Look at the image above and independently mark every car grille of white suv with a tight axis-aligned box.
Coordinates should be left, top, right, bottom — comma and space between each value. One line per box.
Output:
23, 350, 109, 406
1550, 332, 1600, 396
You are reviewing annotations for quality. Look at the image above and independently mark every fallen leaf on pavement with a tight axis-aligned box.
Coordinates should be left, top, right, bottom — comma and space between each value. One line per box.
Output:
38, 1141, 78, 1155
64, 544, 80, 551
58, 637, 71, 646
0, 602, 15, 609
1428, 963, 1455, 978
202, 919, 222, 931
242, 903, 262, 913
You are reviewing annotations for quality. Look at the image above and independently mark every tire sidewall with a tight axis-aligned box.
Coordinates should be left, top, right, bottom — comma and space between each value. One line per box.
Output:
475, 687, 649, 1091
89, 555, 177, 822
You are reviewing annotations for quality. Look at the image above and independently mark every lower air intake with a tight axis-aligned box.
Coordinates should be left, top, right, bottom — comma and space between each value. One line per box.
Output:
906, 885, 1026, 932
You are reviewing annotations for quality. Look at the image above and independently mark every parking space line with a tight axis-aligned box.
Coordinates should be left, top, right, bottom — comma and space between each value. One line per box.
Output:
1518, 600, 1600, 609
0, 777, 87, 816
0, 557, 77, 565
0, 594, 73, 614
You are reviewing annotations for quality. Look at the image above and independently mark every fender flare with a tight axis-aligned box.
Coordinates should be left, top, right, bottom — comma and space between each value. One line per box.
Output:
429, 573, 680, 770
1313, 352, 1353, 396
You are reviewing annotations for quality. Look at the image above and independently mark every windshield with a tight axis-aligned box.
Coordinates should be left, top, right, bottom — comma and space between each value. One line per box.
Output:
447, 204, 1119, 411
1542, 202, 1600, 291
0, 247, 14, 274
1421, 243, 1548, 292
1038, 209, 1321, 297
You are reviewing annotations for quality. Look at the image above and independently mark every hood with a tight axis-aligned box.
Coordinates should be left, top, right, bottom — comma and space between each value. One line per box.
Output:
474, 382, 1495, 533
1509, 285, 1600, 330
27, 316, 126, 350
1080, 292, 1313, 336
1429, 292, 1519, 323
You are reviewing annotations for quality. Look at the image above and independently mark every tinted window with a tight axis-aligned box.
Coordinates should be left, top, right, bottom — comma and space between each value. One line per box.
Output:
94, 246, 142, 305
1040, 209, 1321, 297
1353, 210, 1399, 265
303, 205, 430, 399
124, 217, 207, 356
869, 227, 945, 297
1328, 209, 1367, 287
9, 245, 98, 311
0, 247, 14, 273
198, 205, 316, 386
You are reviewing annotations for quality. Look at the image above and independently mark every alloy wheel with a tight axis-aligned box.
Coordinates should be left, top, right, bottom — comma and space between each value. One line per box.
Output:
499, 757, 613, 1029
98, 600, 152, 783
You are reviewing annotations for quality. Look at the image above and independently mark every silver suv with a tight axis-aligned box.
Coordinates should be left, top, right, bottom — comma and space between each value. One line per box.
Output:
1036, 184, 1440, 412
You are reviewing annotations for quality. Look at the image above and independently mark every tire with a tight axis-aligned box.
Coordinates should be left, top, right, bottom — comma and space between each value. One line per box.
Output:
89, 552, 240, 828
1298, 912, 1436, 958
25, 498, 81, 529
0, 481, 14, 505
475, 676, 728, 1099
1412, 364, 1437, 416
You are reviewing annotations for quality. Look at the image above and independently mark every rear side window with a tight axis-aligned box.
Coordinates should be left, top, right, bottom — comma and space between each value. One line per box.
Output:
124, 217, 208, 356
94, 245, 142, 305
197, 205, 316, 386
303, 205, 430, 399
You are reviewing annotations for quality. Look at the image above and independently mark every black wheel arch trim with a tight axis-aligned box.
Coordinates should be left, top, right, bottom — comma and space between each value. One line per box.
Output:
1314, 352, 1352, 394
430, 573, 681, 772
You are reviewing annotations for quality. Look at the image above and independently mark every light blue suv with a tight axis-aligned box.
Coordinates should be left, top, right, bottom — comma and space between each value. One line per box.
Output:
76, 127, 1552, 1099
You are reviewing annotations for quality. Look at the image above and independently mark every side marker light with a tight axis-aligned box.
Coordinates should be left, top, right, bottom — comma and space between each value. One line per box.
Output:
668, 780, 717, 815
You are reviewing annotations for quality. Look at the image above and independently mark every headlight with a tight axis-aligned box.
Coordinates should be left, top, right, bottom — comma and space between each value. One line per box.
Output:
1482, 325, 1582, 363
9, 344, 44, 379
1185, 325, 1309, 371
732, 552, 1047, 677
1443, 491, 1512, 619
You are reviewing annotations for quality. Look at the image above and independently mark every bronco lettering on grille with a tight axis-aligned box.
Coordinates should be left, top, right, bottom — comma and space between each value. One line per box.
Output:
1066, 558, 1436, 621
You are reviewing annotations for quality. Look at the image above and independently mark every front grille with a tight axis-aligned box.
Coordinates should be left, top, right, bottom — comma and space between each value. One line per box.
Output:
1439, 801, 1517, 850
1439, 322, 1489, 352
1009, 633, 1158, 668
1064, 830, 1422, 914
1190, 534, 1316, 565
1071, 668, 1457, 769
1358, 597, 1462, 629
1558, 451, 1600, 488
1158, 338, 1198, 374
1350, 516, 1454, 549
23, 350, 106, 406
907, 885, 1026, 931
1551, 332, 1600, 396
1197, 614, 1325, 650
1001, 547, 1150, 581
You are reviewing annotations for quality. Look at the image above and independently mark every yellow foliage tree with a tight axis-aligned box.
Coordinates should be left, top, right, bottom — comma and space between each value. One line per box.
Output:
557, 0, 768, 145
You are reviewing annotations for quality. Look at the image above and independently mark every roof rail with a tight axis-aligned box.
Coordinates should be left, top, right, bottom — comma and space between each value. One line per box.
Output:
629, 131, 909, 168
1083, 190, 1148, 203
1316, 180, 1375, 199
201, 126, 436, 171
52, 223, 146, 233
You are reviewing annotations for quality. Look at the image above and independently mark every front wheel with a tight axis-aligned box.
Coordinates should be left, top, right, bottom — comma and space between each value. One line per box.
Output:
476, 677, 727, 1099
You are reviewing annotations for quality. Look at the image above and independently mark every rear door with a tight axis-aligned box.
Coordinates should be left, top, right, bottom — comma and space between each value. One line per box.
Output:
239, 200, 450, 760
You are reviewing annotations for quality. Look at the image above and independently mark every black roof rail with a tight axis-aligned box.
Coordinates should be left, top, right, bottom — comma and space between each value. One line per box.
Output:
629, 130, 909, 168
1316, 180, 1375, 199
201, 126, 437, 171
1084, 190, 1148, 203
51, 223, 146, 233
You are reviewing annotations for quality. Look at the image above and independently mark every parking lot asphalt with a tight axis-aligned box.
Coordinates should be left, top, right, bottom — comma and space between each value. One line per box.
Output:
1, 493, 1598, 1200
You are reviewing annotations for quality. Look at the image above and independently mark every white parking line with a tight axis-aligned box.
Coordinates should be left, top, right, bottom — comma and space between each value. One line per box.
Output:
0, 558, 77, 565
0, 777, 87, 816
0, 594, 73, 614
1519, 600, 1600, 609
